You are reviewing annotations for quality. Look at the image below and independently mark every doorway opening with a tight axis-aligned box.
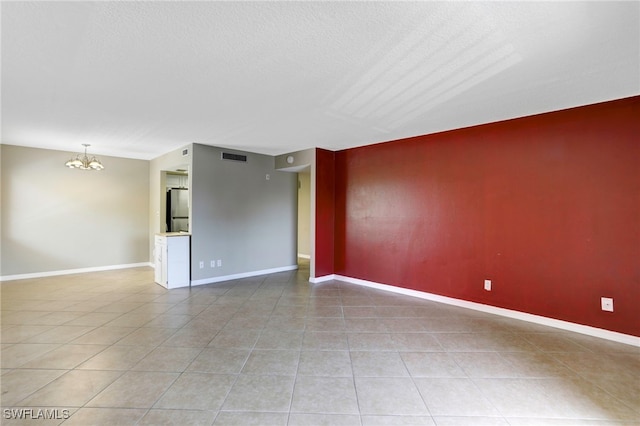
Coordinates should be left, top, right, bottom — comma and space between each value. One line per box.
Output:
162, 170, 190, 233
275, 149, 315, 281
297, 170, 311, 279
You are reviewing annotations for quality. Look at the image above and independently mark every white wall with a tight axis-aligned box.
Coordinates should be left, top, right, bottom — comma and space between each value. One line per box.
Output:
1, 144, 150, 278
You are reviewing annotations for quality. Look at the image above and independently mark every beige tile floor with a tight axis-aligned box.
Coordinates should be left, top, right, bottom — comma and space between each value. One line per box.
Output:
1, 261, 638, 425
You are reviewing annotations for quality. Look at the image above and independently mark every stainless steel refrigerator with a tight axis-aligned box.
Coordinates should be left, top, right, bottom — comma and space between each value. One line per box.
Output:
166, 188, 189, 232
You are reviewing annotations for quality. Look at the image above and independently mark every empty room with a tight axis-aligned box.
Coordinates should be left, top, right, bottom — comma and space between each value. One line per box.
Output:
1, 2, 638, 425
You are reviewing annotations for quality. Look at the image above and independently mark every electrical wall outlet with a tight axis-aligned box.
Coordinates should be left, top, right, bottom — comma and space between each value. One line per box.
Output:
210, 260, 215, 268
217, 259, 222, 267
484, 279, 492, 291
199, 261, 204, 269
601, 297, 614, 312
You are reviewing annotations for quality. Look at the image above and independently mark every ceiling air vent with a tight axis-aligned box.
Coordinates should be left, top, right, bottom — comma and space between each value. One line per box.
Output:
182, 148, 189, 156
221, 152, 247, 162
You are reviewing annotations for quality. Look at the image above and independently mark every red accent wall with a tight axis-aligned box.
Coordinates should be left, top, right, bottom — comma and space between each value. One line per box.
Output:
315, 148, 335, 277
333, 97, 640, 337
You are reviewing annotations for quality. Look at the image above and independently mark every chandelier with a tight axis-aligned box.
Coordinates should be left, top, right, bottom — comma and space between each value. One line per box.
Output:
65, 144, 105, 170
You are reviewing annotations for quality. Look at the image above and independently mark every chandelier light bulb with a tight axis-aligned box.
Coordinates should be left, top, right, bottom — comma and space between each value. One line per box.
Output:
64, 144, 104, 171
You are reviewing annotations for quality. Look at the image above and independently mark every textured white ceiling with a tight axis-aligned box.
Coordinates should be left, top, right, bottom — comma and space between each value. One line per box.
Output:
2, 1, 639, 160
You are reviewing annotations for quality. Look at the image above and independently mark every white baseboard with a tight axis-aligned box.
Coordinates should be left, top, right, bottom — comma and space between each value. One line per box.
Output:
191, 265, 298, 286
309, 274, 336, 284
0, 262, 153, 282
297, 253, 311, 259
310, 274, 640, 347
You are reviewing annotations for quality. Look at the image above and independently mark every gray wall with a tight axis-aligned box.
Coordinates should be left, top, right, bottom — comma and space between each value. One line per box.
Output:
1, 142, 296, 281
190, 144, 297, 282
1, 144, 150, 277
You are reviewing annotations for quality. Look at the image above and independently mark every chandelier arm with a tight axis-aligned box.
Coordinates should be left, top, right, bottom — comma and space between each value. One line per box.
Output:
64, 144, 104, 171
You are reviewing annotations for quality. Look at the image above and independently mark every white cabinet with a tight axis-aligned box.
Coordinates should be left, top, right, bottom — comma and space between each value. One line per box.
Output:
154, 233, 190, 289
